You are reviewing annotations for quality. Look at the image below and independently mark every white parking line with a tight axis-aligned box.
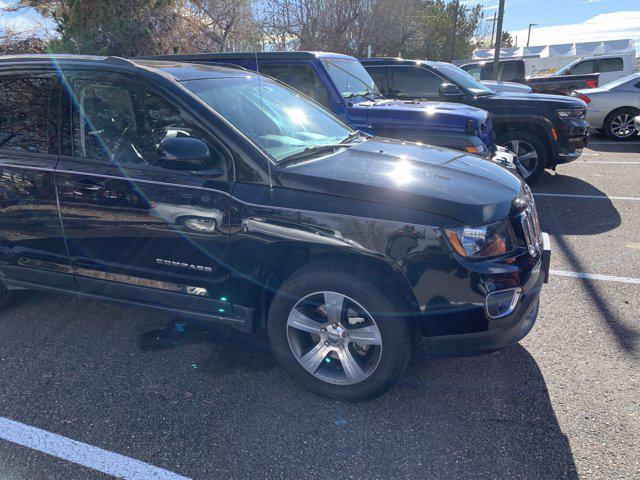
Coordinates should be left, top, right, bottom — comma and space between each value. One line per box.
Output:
0, 417, 191, 480
534, 193, 640, 201
550, 270, 640, 285
571, 161, 640, 164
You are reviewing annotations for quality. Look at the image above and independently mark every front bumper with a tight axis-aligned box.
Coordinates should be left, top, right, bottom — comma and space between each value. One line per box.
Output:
422, 232, 551, 358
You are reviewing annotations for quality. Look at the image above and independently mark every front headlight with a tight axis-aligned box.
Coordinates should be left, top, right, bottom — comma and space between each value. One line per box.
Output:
556, 108, 586, 119
444, 219, 516, 259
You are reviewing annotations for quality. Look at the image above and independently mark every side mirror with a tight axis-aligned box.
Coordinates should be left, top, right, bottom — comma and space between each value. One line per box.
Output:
439, 83, 464, 99
157, 137, 212, 171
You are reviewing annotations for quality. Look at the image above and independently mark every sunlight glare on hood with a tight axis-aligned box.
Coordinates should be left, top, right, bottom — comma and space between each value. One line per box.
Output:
387, 159, 414, 186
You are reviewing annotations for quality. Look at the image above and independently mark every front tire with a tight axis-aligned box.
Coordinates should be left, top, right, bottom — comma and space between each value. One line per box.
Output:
603, 108, 639, 140
268, 265, 414, 401
498, 130, 548, 183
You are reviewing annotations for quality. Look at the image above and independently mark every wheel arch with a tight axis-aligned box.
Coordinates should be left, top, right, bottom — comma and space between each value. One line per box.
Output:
493, 115, 557, 168
250, 245, 421, 332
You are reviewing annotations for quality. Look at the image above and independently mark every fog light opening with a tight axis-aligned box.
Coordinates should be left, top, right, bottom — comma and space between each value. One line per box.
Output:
485, 288, 522, 319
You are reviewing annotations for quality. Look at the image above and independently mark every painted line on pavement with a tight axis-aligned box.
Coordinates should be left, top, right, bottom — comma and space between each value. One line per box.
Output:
550, 270, 640, 285
534, 193, 640, 201
0, 417, 191, 480
570, 161, 640, 164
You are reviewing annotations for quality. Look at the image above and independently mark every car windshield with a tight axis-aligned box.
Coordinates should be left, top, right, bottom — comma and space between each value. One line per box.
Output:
436, 64, 494, 96
321, 58, 381, 99
183, 75, 355, 163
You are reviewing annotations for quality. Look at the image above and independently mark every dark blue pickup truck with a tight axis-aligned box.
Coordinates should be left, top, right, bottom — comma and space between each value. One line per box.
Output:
144, 51, 511, 161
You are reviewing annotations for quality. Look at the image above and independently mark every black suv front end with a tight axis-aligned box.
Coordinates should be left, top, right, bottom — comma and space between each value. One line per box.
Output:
552, 104, 591, 163
409, 185, 550, 357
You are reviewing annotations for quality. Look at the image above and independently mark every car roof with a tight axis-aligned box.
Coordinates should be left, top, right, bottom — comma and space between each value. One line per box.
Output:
0, 54, 249, 81
139, 51, 358, 62
360, 57, 450, 69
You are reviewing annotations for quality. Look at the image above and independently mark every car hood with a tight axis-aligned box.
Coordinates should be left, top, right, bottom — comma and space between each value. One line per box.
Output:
350, 98, 488, 132
480, 91, 587, 107
275, 138, 523, 226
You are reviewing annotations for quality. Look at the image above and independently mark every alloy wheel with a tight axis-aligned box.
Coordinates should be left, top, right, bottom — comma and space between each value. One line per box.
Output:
503, 139, 538, 179
286, 291, 383, 385
610, 113, 638, 139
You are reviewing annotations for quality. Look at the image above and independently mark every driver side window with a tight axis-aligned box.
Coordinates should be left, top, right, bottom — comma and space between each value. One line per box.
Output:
69, 75, 227, 173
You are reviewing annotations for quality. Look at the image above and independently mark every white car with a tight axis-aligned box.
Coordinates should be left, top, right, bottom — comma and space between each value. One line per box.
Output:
574, 73, 640, 140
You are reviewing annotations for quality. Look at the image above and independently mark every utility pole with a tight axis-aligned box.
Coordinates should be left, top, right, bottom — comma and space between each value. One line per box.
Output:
526, 23, 537, 47
491, 0, 505, 80
489, 11, 497, 48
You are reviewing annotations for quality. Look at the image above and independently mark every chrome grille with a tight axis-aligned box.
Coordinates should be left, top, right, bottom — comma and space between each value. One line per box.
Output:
518, 188, 542, 256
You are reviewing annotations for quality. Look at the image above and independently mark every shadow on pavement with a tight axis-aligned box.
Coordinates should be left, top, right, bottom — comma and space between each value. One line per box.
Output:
586, 140, 640, 154
135, 318, 578, 479
534, 172, 621, 236
533, 173, 636, 353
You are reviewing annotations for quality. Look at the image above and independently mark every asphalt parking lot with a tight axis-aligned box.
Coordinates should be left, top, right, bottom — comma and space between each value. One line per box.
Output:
0, 136, 639, 480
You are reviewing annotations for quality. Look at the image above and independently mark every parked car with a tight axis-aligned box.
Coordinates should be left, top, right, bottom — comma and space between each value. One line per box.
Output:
0, 54, 550, 400
142, 52, 514, 163
556, 54, 637, 86
361, 58, 591, 182
450, 62, 532, 94
459, 58, 599, 96
573, 73, 640, 140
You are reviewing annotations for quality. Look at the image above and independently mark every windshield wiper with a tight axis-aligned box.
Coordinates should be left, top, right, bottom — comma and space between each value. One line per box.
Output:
278, 144, 353, 166
340, 131, 366, 144
344, 90, 378, 100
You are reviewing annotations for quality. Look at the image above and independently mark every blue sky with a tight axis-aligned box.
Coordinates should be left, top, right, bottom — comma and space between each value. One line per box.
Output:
467, 0, 640, 50
472, 0, 638, 32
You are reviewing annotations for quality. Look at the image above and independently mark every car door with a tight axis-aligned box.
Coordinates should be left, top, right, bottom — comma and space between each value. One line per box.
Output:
388, 66, 443, 100
55, 70, 237, 321
0, 71, 76, 289
598, 57, 624, 85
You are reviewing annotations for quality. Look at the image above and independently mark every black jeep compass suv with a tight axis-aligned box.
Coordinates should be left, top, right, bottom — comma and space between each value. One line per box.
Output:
0, 55, 550, 400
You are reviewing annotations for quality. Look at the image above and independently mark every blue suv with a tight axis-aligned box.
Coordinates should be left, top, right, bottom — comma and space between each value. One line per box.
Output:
144, 52, 511, 162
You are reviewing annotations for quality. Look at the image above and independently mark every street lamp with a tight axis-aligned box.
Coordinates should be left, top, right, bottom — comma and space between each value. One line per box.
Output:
526, 23, 537, 47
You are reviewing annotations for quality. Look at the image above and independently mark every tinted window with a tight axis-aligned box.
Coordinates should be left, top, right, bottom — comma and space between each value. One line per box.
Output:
0, 76, 55, 154
259, 64, 330, 108
600, 57, 623, 73
367, 67, 386, 92
499, 62, 519, 82
390, 67, 443, 98
184, 75, 353, 163
69, 75, 226, 172
571, 61, 596, 74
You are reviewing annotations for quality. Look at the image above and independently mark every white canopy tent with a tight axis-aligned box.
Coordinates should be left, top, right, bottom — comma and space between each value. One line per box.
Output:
472, 38, 636, 60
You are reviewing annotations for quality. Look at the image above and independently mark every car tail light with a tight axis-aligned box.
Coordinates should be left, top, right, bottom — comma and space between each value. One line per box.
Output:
585, 79, 598, 88
577, 93, 591, 104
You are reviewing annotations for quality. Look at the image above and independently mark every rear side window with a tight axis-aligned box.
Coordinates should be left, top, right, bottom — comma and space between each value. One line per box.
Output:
259, 64, 330, 108
390, 67, 442, 98
571, 61, 596, 75
498, 62, 519, 82
0, 76, 55, 154
599, 57, 623, 73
